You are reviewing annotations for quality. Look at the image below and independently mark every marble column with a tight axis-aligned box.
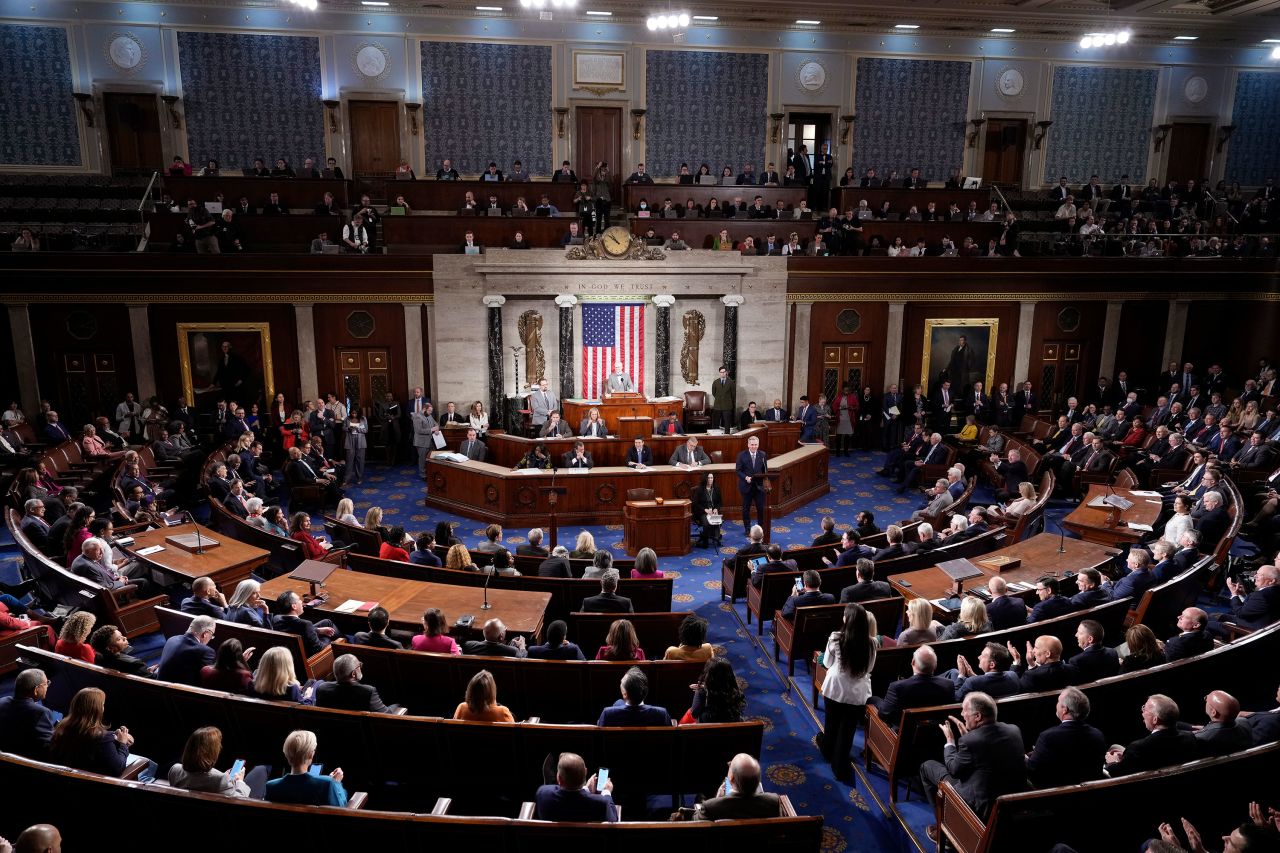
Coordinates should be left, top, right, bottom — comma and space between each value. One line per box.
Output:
788, 302, 811, 404
555, 294, 577, 401
1014, 300, 1037, 386
8, 305, 40, 416
884, 301, 905, 387
1162, 300, 1191, 369
721, 294, 745, 381
293, 303, 318, 399
652, 295, 675, 398
404, 302, 426, 395
484, 295, 506, 426
126, 303, 156, 402
1099, 300, 1124, 378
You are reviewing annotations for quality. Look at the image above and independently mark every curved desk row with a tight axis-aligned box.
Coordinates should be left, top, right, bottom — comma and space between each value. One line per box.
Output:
483, 422, 802, 468
425, 443, 829, 527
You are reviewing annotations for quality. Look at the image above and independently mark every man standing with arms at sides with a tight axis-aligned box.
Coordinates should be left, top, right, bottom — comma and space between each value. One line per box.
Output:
604, 361, 635, 394
711, 365, 736, 432
529, 377, 557, 435
736, 434, 768, 536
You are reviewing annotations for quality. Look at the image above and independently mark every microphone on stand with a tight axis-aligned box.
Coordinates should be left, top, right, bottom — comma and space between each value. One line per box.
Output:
184, 511, 205, 555
481, 565, 493, 611
1052, 519, 1067, 555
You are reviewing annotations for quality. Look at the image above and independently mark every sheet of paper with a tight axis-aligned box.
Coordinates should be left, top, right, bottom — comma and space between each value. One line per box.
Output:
135, 545, 165, 556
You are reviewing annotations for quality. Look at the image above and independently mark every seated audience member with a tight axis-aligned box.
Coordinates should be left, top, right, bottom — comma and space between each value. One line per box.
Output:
518, 527, 550, 557
581, 569, 634, 613
839, 558, 893, 603
168, 726, 268, 799
1105, 694, 1199, 776
225, 579, 271, 628
252, 646, 314, 704
1025, 687, 1107, 788
158, 615, 217, 685
528, 619, 586, 660
729, 525, 768, 570
1163, 607, 1214, 664
750, 543, 799, 587
1009, 635, 1079, 692
537, 545, 573, 578
54, 611, 96, 663
487, 548, 521, 577
897, 598, 939, 645
570, 530, 597, 559
274, 590, 339, 657
201, 638, 253, 694
630, 546, 663, 579
596, 618, 645, 661
70, 536, 157, 597
583, 549, 613, 580
352, 606, 403, 649
180, 576, 228, 619
409, 532, 441, 566
1120, 624, 1167, 673
0, 669, 57, 759
475, 523, 504, 553
919, 691, 1027, 829
781, 569, 836, 618
288, 512, 334, 561
1220, 565, 1280, 631
90, 624, 153, 678
665, 614, 713, 661
378, 525, 411, 562
315, 654, 403, 714
939, 597, 991, 640
686, 657, 746, 724
984, 577, 1027, 631
598, 666, 672, 726
1028, 576, 1073, 623
50, 686, 155, 780
462, 617, 528, 658
444, 543, 480, 572
411, 608, 461, 654
1195, 690, 1253, 757
454, 669, 514, 722
535, 751, 618, 822
264, 730, 348, 806
695, 754, 782, 820
1067, 619, 1120, 682
949, 642, 1020, 699
1069, 567, 1113, 608
870, 645, 956, 724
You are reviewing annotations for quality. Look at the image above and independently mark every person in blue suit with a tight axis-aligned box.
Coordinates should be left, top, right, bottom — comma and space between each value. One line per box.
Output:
157, 616, 217, 686
535, 752, 618, 822
597, 667, 672, 727
0, 669, 59, 760
735, 435, 768, 535
264, 730, 348, 807
1026, 687, 1107, 787
1104, 548, 1157, 601
793, 395, 819, 442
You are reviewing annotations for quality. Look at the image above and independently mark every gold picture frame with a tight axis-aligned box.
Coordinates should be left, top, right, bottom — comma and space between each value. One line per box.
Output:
177, 322, 275, 408
921, 318, 999, 394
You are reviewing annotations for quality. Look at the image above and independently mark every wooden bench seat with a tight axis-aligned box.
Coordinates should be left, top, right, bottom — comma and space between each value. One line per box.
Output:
568, 610, 692, 657
154, 606, 335, 682
746, 564, 856, 635
772, 596, 904, 676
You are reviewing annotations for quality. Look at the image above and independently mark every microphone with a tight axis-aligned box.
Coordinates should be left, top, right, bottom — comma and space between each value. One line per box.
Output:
184, 511, 205, 555
1052, 519, 1067, 554
481, 565, 493, 611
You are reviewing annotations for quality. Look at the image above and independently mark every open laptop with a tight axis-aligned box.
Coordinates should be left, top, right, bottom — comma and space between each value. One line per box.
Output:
963, 177, 983, 190
321, 168, 338, 179
321, 243, 340, 255
747, 555, 769, 573
697, 175, 717, 185
387, 206, 406, 216
204, 201, 223, 214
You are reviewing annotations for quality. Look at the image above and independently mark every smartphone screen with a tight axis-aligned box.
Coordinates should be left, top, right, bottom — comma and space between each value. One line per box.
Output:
723, 776, 735, 795
309, 763, 324, 776
229, 759, 245, 778
596, 767, 609, 790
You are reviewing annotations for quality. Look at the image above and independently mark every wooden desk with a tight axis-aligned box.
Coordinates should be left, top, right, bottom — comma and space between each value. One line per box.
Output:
426, 443, 828, 527
888, 533, 1119, 615
1062, 486, 1163, 548
382, 212, 575, 251
260, 568, 551, 640
163, 175, 351, 209
836, 187, 990, 214
622, 184, 808, 213
126, 523, 269, 592
484, 423, 801, 469
623, 500, 692, 557
562, 397, 683, 434
370, 178, 576, 212
628, 216, 815, 249
146, 212, 342, 250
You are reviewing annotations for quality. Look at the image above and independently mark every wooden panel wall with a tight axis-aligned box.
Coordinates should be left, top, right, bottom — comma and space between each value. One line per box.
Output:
27, 304, 137, 427
312, 303, 409, 404
804, 301, 889, 401
1179, 300, 1280, 389
0, 309, 19, 410
901, 301, 1021, 393
1114, 299, 1168, 393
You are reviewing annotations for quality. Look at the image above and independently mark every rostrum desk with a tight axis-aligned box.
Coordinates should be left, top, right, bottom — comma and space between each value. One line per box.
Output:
623, 499, 693, 557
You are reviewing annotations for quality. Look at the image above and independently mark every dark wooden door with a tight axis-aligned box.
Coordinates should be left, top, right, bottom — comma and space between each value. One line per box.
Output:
574, 107, 622, 201
349, 101, 401, 177
103, 93, 162, 176
335, 348, 392, 415
1037, 340, 1085, 413
982, 119, 1027, 187
1166, 122, 1211, 184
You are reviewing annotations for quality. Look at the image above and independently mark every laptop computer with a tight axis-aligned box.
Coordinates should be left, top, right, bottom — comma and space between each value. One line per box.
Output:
395, 172, 413, 180
240, 167, 254, 177
204, 202, 223, 214
321, 243, 340, 255
486, 208, 504, 216
697, 175, 717, 185
963, 177, 982, 190
566, 236, 585, 246
747, 555, 769, 572
464, 245, 481, 255
388, 206, 406, 216
720, 177, 736, 186
321, 168, 338, 179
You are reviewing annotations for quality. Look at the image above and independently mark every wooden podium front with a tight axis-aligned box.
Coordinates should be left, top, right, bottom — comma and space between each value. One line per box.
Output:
562, 395, 684, 434
623, 499, 692, 557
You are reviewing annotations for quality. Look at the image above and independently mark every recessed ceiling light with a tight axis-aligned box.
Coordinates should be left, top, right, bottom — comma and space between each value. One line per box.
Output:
895, 24, 920, 29
796, 19, 820, 25
475, 5, 503, 9
692, 15, 718, 21
360, 1, 390, 6
1173, 35, 1197, 40
990, 28, 1015, 33
1264, 38, 1280, 43
1273, 45, 1280, 58
585, 9, 611, 14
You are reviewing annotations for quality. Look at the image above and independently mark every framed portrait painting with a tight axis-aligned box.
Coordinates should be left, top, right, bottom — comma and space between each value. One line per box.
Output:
177, 323, 274, 410
921, 318, 998, 394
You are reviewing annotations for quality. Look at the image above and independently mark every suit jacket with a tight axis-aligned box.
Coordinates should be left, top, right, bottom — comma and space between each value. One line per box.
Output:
1068, 644, 1119, 683
597, 699, 671, 727
1108, 727, 1199, 776
762, 406, 788, 422
873, 543, 909, 562
529, 388, 558, 424
1026, 720, 1107, 787
540, 420, 573, 438
780, 589, 835, 618
994, 460, 1029, 494
954, 669, 1022, 700
180, 596, 227, 620
70, 555, 125, 589
0, 696, 57, 759
869, 674, 956, 724
265, 773, 348, 807
1013, 390, 1036, 418
735, 448, 768, 495
1196, 720, 1253, 757
1109, 568, 1156, 601
669, 445, 712, 467
1069, 586, 1113, 609
710, 377, 736, 412
986, 595, 1027, 632
1163, 629, 1214, 663
561, 450, 593, 469
458, 438, 486, 461
1013, 660, 1079, 693
537, 556, 572, 578
1028, 595, 1074, 623
1246, 709, 1280, 746
943, 721, 1029, 818
839, 580, 894, 603
698, 790, 782, 820
750, 559, 797, 588
626, 446, 654, 467
273, 613, 330, 657
579, 419, 609, 438
581, 592, 634, 613
1229, 584, 1280, 630
461, 639, 527, 658
157, 633, 216, 686
352, 631, 403, 650
535, 784, 617, 822
314, 680, 398, 713
20, 515, 54, 556
516, 544, 549, 558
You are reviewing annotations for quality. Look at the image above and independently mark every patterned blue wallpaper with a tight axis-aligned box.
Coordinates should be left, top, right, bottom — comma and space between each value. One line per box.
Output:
1226, 71, 1280, 186
0, 24, 80, 166
1043, 65, 1157, 183
645, 50, 769, 178
177, 31, 323, 170
853, 58, 970, 181
421, 41, 552, 175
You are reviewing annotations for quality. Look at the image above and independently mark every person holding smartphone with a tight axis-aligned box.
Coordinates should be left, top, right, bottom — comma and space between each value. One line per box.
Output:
534, 752, 617, 822
264, 730, 347, 807
167, 726, 268, 799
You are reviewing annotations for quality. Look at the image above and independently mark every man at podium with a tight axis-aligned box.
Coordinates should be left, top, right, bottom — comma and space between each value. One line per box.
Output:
604, 362, 635, 394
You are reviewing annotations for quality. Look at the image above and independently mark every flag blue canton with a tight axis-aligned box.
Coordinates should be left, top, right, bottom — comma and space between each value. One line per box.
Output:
583, 304, 617, 347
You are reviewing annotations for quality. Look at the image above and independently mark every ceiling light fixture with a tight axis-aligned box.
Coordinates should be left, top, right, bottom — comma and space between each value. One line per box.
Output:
1273, 46, 1280, 59
1264, 38, 1280, 43
647, 12, 691, 30
285, 0, 318, 10
894, 24, 920, 29
990, 28, 1015, 33
476, 5, 503, 10
585, 9, 612, 14
796, 19, 820, 25
1173, 35, 1197, 40
692, 14, 718, 20
520, 0, 577, 8
360, 1, 390, 6
1080, 29, 1131, 49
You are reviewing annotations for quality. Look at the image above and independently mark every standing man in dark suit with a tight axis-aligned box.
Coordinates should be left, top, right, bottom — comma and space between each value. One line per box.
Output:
711, 365, 736, 432
1026, 687, 1107, 787
920, 692, 1028, 835
736, 434, 768, 535
1013, 381, 1036, 424
870, 646, 957, 726
881, 383, 902, 449
992, 448, 1028, 502
581, 571, 634, 613
930, 380, 957, 433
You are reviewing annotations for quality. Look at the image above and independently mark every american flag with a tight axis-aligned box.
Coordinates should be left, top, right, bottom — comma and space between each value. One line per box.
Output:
582, 303, 645, 398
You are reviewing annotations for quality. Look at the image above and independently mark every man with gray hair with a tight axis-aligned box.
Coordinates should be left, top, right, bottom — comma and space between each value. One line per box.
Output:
538, 545, 573, 578
911, 478, 954, 522
1105, 693, 1198, 776
914, 521, 942, 552
1026, 686, 1106, 787
315, 653, 403, 714
869, 645, 956, 726
461, 617, 527, 657
157, 614, 217, 685
920, 691, 1027, 836
581, 569, 634, 613
696, 753, 782, 819
19, 497, 54, 557
517, 527, 549, 558
0, 668, 57, 759
69, 537, 156, 597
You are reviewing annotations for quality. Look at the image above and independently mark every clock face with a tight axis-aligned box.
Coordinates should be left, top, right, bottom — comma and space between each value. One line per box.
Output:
108, 34, 143, 71
997, 68, 1025, 98
355, 44, 389, 79
601, 226, 632, 257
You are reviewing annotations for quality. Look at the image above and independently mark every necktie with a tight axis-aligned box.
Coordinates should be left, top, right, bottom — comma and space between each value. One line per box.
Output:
750, 453, 756, 468
943, 391, 949, 406
0, 436, 13, 453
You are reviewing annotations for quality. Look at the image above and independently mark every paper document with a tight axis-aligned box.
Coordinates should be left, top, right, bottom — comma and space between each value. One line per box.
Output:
888, 406, 900, 416
1129, 490, 1162, 497
334, 599, 365, 614
1126, 522, 1154, 532
136, 545, 165, 556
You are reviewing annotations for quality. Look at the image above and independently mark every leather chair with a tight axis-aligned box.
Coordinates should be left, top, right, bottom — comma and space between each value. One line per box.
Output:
626, 488, 655, 501
684, 390, 711, 433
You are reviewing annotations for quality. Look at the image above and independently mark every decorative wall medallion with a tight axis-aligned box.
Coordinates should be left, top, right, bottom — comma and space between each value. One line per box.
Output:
346, 310, 375, 339
1183, 75, 1208, 105
996, 67, 1025, 99
1057, 306, 1081, 333
430, 472, 446, 492
836, 309, 861, 334
596, 484, 617, 504
105, 32, 146, 73
515, 486, 536, 507
65, 310, 98, 341
484, 485, 499, 506
797, 59, 827, 93
353, 43, 390, 80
